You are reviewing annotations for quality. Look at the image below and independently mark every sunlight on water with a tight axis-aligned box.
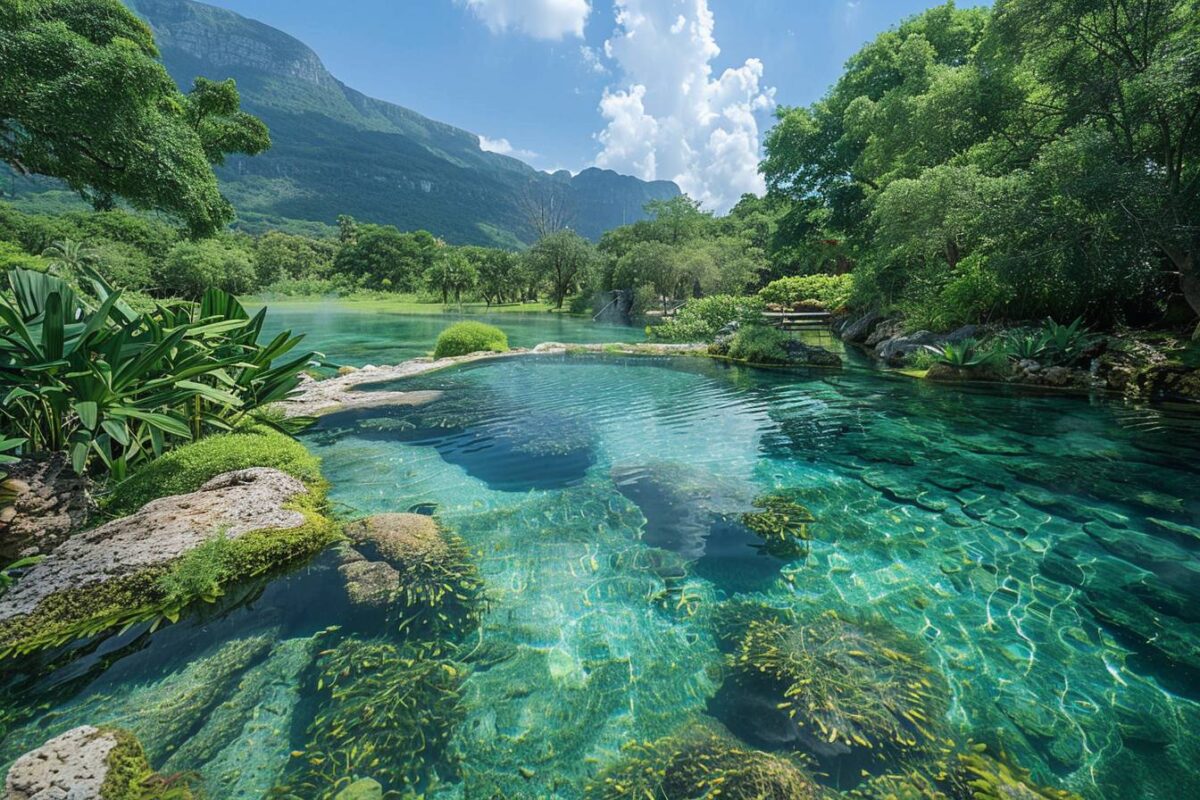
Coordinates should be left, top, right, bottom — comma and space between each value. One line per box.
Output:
3, 345, 1199, 799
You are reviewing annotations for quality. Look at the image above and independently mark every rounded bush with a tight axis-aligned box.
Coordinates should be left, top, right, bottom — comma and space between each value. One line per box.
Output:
728, 325, 790, 364
433, 321, 509, 359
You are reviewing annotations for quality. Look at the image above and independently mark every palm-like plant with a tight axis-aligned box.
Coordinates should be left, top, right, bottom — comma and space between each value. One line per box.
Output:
1003, 330, 1050, 361
1042, 316, 1099, 365
41, 239, 98, 278
0, 268, 315, 479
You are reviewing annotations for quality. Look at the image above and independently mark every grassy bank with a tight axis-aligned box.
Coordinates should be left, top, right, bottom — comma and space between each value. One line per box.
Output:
245, 293, 586, 316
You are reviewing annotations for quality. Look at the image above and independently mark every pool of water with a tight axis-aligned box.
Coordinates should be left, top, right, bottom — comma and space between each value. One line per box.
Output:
2, 321, 1199, 799
255, 303, 644, 366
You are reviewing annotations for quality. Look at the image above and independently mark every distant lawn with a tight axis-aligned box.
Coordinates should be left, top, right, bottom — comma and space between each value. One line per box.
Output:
246, 293, 585, 316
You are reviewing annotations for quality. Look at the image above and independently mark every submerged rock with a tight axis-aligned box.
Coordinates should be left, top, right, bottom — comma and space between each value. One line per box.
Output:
4, 726, 119, 800
334, 778, 384, 800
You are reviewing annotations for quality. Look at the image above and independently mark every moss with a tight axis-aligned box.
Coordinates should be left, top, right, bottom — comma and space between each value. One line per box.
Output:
274, 637, 467, 798
432, 321, 509, 359
102, 430, 323, 518
0, 495, 338, 660
584, 719, 822, 800
729, 610, 949, 757
740, 490, 816, 559
98, 727, 197, 800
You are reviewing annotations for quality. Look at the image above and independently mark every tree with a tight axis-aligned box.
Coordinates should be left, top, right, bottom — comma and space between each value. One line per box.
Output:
425, 250, 479, 305
333, 226, 439, 290
255, 231, 337, 284
526, 230, 594, 309
520, 180, 574, 239
42, 239, 98, 277
644, 196, 714, 244
162, 239, 258, 298
0, 0, 270, 236
612, 241, 681, 313
467, 247, 523, 307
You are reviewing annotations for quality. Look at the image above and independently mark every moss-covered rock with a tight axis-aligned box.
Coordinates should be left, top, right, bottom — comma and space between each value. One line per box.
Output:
433, 321, 509, 359
583, 719, 823, 800
0, 470, 338, 659
102, 429, 323, 518
4, 725, 196, 800
343, 513, 483, 637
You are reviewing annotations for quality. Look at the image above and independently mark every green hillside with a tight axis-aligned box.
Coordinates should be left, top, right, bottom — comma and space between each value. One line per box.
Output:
7, 0, 679, 245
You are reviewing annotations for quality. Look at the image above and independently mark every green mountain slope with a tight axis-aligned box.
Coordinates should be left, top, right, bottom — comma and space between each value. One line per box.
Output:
122, 0, 679, 245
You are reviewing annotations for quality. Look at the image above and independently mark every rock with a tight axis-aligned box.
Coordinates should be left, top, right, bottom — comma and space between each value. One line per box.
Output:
0, 454, 91, 561
864, 318, 905, 347
3, 726, 169, 800
336, 365, 359, 376
0, 468, 308, 626
1132, 364, 1200, 404
4, 726, 117, 800
338, 555, 400, 608
875, 324, 981, 366
334, 778, 384, 800
344, 513, 447, 566
926, 363, 1004, 382
781, 340, 842, 367
838, 311, 882, 343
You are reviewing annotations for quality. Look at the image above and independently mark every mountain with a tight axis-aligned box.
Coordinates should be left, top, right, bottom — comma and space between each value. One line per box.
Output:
121, 0, 680, 245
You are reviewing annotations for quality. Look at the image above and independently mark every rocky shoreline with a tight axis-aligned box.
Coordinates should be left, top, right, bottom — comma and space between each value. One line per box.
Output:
834, 311, 1200, 403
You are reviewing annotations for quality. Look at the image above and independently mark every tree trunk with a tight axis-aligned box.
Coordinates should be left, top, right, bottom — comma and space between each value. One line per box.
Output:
1165, 244, 1200, 317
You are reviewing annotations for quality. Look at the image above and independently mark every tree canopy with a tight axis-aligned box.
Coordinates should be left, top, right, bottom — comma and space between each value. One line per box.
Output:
0, 0, 269, 236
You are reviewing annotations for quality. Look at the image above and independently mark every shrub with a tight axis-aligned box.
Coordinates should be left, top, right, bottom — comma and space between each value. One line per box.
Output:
727, 325, 791, 365
161, 239, 258, 299
923, 339, 1001, 369
759, 273, 853, 309
433, 321, 509, 359
1042, 316, 1100, 365
103, 430, 322, 517
650, 294, 764, 342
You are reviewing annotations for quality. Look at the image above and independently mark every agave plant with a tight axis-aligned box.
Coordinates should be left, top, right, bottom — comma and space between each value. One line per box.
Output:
923, 339, 999, 369
1003, 330, 1050, 362
0, 268, 315, 479
1042, 316, 1099, 365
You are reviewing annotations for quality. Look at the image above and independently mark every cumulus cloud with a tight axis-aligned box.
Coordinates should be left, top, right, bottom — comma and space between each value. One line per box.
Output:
459, 0, 591, 40
593, 0, 776, 212
478, 134, 539, 161
579, 44, 608, 74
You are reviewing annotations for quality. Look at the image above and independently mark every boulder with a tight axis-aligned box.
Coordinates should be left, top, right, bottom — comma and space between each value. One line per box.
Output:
837, 311, 882, 343
1132, 364, 1200, 404
4, 726, 148, 800
334, 778, 384, 800
0, 454, 91, 561
0, 468, 308, 627
344, 513, 446, 567
338, 551, 400, 608
874, 324, 980, 366
781, 340, 842, 367
864, 318, 905, 348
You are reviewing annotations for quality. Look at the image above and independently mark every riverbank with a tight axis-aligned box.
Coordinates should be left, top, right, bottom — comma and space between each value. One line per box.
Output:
246, 293, 587, 316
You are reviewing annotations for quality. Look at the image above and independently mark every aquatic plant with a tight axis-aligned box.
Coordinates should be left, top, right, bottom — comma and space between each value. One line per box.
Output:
740, 491, 816, 560
101, 727, 200, 800
710, 597, 798, 653
583, 719, 822, 800
279, 637, 467, 799
948, 744, 1084, 800
847, 769, 951, 800
344, 513, 484, 638
729, 611, 949, 756
432, 321, 509, 359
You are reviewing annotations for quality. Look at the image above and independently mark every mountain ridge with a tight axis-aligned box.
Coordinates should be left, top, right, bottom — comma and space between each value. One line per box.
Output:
124, 0, 679, 245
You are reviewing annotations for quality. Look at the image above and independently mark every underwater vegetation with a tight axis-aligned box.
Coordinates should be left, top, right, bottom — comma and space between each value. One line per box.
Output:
274, 637, 468, 799
343, 514, 484, 638
725, 609, 949, 758
583, 718, 823, 800
739, 490, 817, 560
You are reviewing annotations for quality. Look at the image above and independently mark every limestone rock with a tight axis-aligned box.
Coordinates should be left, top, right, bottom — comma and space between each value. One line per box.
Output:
338, 556, 400, 608
0, 469, 307, 624
344, 513, 446, 566
0, 454, 91, 561
837, 311, 882, 343
4, 726, 120, 800
781, 340, 842, 367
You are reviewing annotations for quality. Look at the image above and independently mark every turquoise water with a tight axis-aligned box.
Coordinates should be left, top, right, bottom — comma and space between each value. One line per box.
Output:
256, 303, 642, 366
2, 311, 1199, 799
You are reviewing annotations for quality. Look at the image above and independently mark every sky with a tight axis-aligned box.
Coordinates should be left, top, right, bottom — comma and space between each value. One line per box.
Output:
204, 0, 990, 212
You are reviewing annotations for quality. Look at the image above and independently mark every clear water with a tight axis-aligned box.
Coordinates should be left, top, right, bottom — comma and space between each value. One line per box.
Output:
255, 303, 642, 366
2, 312, 1199, 800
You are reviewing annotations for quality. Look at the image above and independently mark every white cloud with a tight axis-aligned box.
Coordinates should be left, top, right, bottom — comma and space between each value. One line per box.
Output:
580, 44, 608, 74
478, 134, 540, 161
459, 0, 591, 40
592, 0, 776, 213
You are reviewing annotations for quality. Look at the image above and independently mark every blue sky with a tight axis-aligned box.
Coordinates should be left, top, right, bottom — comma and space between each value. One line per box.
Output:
205, 0, 988, 210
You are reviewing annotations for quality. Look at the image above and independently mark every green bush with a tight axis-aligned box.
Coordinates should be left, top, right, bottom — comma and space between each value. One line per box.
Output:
650, 294, 764, 342
103, 430, 322, 517
432, 321, 509, 359
759, 274, 853, 309
728, 324, 791, 365
161, 239, 258, 299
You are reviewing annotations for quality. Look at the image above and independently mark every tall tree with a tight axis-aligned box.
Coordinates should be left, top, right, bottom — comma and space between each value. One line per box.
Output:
0, 0, 269, 236
526, 230, 594, 309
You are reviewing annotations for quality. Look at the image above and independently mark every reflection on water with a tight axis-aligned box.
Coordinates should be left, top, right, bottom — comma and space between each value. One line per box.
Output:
3, 349, 1200, 799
